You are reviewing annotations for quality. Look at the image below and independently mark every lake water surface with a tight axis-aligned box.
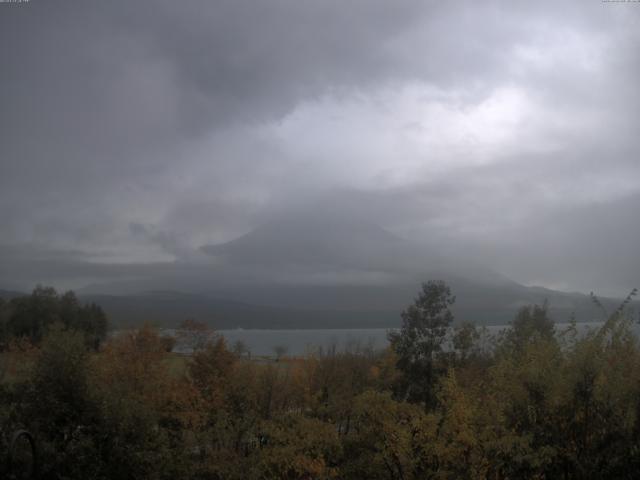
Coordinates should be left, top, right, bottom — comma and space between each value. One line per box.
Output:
205, 321, 611, 356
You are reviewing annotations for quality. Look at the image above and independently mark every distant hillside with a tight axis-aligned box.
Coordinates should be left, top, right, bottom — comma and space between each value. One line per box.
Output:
2, 283, 631, 330
0, 289, 25, 300
74, 212, 635, 328
6, 213, 636, 329
79, 291, 398, 329
78, 285, 628, 330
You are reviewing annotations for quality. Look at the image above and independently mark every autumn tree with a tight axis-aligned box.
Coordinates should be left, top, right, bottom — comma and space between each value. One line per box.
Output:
342, 391, 423, 480
177, 318, 212, 353
452, 321, 481, 364
92, 324, 190, 479
18, 325, 102, 478
258, 414, 342, 480
188, 334, 237, 405
504, 301, 555, 352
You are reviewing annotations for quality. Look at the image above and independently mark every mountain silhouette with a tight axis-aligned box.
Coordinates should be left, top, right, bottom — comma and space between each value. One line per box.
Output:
69, 212, 617, 328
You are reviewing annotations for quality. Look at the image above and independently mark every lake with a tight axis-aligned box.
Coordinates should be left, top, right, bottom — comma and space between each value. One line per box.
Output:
192, 321, 611, 356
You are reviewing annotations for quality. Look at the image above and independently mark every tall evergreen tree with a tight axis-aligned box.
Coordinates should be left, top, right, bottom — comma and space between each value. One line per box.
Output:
388, 280, 455, 409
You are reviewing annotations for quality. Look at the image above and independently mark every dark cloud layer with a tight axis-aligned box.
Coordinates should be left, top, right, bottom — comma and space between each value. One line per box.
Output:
1, 0, 639, 296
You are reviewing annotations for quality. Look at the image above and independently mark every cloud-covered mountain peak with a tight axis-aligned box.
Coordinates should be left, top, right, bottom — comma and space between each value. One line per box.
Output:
200, 211, 406, 269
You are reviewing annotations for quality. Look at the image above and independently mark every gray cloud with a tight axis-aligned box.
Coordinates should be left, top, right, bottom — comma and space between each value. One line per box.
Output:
1, 0, 639, 296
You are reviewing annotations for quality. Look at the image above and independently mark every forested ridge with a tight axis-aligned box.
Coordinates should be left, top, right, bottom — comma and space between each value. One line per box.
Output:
1, 282, 639, 479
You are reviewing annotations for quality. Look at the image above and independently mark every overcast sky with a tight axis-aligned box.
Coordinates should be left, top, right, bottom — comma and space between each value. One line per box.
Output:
1, 0, 639, 296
